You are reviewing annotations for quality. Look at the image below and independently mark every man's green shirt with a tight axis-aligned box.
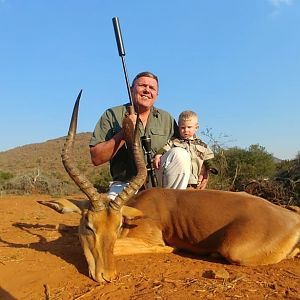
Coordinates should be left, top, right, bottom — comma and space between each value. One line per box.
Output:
90, 104, 177, 182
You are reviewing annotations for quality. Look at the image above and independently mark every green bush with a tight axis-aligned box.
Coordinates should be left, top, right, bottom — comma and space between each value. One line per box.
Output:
209, 144, 277, 191
0, 170, 14, 183
92, 166, 112, 193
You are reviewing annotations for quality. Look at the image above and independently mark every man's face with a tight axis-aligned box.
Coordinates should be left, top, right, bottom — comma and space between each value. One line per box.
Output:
131, 76, 158, 112
178, 118, 199, 139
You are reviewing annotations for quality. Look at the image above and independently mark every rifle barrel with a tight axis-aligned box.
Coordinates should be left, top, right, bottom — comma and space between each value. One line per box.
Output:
112, 17, 133, 107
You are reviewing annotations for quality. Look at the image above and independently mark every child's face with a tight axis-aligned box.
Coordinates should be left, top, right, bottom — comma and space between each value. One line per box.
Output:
178, 118, 199, 139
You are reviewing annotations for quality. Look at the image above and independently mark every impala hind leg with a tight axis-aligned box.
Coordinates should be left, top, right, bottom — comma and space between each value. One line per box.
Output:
221, 225, 300, 266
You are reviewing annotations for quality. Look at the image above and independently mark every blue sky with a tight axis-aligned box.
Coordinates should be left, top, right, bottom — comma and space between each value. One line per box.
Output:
1, 0, 299, 160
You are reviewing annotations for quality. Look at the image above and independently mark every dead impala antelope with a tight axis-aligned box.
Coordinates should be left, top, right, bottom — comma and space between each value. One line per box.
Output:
39, 91, 300, 283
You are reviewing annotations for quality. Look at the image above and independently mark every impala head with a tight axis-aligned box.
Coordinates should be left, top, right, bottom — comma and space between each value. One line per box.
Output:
62, 91, 147, 282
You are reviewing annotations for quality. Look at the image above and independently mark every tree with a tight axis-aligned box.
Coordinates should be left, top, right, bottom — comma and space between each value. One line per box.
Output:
226, 144, 276, 190
209, 144, 277, 191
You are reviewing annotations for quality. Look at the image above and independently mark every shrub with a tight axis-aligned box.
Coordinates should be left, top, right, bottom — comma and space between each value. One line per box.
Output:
0, 170, 14, 183
92, 166, 112, 193
209, 144, 277, 191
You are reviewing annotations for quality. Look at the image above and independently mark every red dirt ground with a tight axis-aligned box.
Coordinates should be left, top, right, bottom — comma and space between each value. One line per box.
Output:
0, 195, 299, 300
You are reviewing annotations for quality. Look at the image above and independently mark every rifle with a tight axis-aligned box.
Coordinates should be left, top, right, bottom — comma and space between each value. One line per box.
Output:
112, 17, 158, 187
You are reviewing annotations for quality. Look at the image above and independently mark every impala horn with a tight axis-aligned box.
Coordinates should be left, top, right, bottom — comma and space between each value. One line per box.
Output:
61, 90, 105, 211
113, 113, 148, 207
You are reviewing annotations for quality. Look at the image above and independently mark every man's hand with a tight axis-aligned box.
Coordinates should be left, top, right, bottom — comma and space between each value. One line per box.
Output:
126, 113, 138, 127
197, 165, 209, 190
122, 113, 138, 146
91, 113, 137, 167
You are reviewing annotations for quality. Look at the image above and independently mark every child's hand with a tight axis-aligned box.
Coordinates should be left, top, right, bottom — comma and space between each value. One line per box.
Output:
153, 154, 162, 169
197, 166, 209, 189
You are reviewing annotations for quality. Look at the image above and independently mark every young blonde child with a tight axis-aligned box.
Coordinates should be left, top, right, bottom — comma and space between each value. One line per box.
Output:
154, 110, 215, 189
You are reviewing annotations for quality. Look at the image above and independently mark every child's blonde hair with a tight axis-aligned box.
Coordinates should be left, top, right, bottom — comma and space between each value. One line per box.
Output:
178, 110, 198, 123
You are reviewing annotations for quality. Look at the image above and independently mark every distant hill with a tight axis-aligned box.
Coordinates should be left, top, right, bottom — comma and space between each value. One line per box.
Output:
0, 134, 286, 180
0, 132, 104, 183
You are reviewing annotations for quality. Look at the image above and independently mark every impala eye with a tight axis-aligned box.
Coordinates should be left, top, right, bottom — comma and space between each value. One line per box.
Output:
84, 216, 94, 233
85, 224, 94, 233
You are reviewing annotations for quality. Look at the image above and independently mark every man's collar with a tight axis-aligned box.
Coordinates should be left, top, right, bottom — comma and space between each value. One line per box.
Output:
151, 106, 159, 118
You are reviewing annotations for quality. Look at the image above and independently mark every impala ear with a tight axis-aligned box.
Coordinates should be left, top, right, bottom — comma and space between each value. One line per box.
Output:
121, 206, 144, 220
38, 198, 86, 214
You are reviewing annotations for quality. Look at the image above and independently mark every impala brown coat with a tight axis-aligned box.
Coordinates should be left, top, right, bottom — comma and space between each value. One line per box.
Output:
123, 188, 300, 266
